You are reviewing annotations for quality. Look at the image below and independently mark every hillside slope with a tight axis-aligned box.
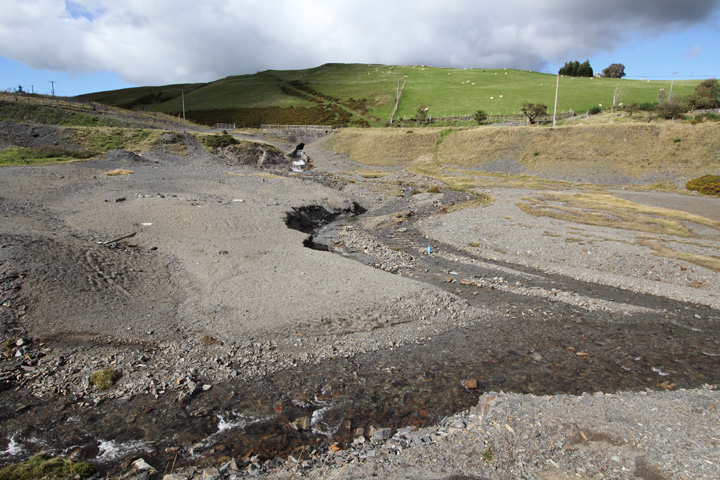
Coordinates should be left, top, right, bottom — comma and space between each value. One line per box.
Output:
81, 63, 703, 127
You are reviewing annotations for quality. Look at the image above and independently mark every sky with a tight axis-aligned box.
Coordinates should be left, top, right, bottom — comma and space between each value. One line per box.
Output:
1, 0, 719, 97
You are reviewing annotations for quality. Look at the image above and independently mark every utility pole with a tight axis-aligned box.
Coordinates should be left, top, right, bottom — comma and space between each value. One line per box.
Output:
668, 72, 677, 101
49, 80, 56, 96
553, 74, 559, 126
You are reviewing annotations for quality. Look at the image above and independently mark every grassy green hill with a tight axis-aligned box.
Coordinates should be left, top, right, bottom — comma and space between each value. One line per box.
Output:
81, 63, 703, 127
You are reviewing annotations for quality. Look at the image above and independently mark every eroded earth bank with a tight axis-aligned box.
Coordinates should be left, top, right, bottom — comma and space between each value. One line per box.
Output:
1, 126, 719, 479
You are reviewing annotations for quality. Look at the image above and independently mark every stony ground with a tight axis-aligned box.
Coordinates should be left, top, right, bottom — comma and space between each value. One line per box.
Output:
0, 123, 719, 479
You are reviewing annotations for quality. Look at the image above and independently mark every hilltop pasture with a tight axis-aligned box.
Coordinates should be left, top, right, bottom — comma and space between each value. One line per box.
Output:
81, 63, 702, 126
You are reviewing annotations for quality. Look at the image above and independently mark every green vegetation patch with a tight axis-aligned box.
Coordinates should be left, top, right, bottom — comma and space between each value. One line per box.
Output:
0, 100, 124, 127
70, 127, 155, 152
686, 175, 720, 194
0, 146, 97, 166
200, 132, 239, 150
89, 368, 120, 390
482, 449, 493, 462
0, 454, 96, 480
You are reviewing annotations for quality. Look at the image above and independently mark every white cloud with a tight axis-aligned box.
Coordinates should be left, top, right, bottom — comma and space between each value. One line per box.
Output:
684, 45, 704, 58
0, 0, 718, 85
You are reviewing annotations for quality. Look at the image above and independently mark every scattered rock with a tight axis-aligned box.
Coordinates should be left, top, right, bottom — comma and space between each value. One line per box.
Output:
462, 378, 478, 390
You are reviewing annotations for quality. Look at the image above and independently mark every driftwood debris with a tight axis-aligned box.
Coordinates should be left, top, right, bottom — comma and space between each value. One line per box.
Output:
99, 232, 136, 245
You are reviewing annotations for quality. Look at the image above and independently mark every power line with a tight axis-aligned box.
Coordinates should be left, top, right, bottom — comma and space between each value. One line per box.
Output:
624, 74, 718, 80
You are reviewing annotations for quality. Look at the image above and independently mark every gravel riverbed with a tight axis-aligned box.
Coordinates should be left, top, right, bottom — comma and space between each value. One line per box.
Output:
1, 128, 719, 479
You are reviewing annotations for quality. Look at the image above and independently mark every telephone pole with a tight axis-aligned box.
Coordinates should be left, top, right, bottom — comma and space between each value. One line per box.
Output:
668, 72, 677, 101
49, 80, 56, 96
553, 74, 559, 126
181, 89, 186, 124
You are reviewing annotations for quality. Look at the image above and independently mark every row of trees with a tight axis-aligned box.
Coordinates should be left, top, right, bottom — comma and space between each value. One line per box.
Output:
558, 60, 593, 77
558, 60, 626, 79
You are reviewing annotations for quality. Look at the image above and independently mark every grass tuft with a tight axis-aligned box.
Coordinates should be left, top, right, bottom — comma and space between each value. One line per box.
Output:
89, 368, 120, 390
637, 238, 720, 272
516, 192, 720, 238
0, 454, 96, 480
106, 169, 133, 176
0, 146, 97, 166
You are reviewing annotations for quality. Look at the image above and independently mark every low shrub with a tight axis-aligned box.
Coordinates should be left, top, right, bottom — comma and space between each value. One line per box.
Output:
691, 112, 720, 123
656, 99, 687, 119
637, 102, 657, 111
588, 106, 601, 115
686, 174, 720, 192
699, 183, 720, 196
201, 133, 238, 150
349, 118, 371, 127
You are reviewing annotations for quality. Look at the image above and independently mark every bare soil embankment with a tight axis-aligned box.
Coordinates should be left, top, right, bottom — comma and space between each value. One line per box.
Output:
324, 122, 720, 186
